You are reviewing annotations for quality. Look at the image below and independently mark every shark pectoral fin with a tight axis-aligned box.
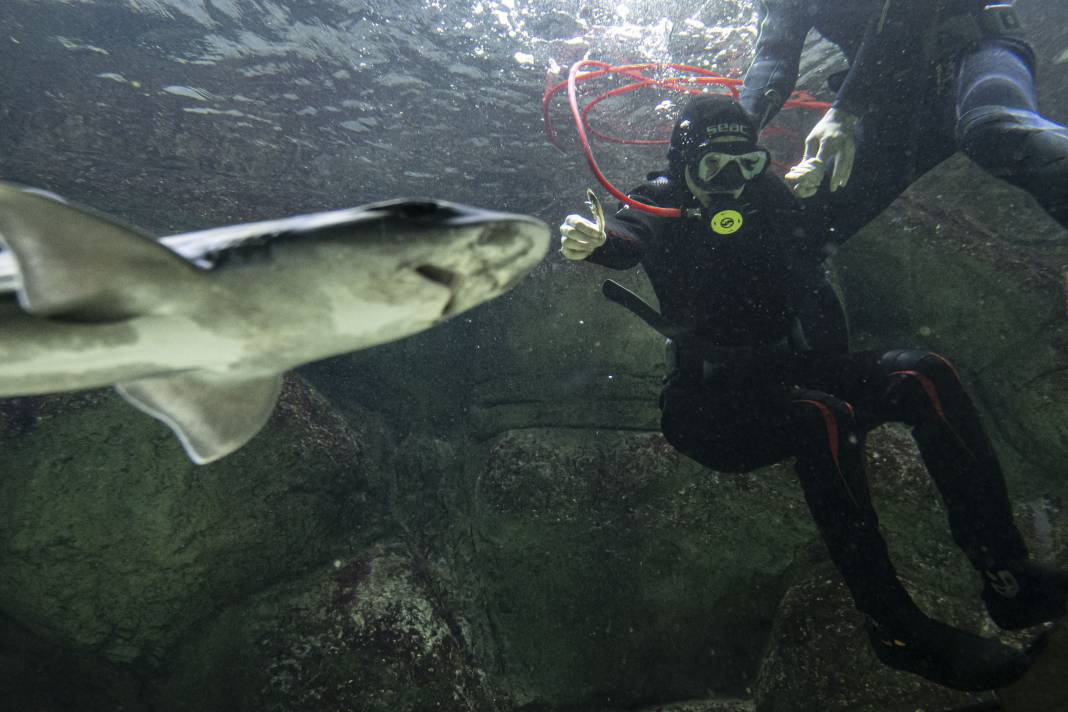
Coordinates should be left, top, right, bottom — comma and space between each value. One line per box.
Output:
116, 371, 284, 465
0, 182, 201, 320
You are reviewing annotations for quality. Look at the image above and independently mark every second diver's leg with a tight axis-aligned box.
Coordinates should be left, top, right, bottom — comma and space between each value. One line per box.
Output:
814, 116, 921, 239
957, 38, 1068, 231
815, 62, 958, 240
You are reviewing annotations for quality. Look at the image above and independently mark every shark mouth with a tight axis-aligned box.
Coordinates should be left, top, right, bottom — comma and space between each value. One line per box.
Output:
415, 264, 462, 317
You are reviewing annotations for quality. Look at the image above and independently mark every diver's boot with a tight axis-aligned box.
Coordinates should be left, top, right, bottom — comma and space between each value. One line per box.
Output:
981, 559, 1068, 630
865, 608, 1033, 690
907, 393, 1068, 629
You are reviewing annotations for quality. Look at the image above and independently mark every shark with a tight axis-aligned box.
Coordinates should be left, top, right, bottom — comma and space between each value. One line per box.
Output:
0, 182, 549, 464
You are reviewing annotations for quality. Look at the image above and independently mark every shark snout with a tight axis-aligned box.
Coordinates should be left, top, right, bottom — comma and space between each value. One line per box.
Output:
473, 218, 549, 287
409, 217, 548, 319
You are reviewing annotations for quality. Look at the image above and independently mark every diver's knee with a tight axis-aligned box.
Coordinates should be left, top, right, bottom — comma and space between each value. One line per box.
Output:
957, 106, 1034, 170
880, 350, 965, 421
959, 108, 1068, 196
880, 349, 960, 383
789, 390, 858, 461
973, 37, 1036, 74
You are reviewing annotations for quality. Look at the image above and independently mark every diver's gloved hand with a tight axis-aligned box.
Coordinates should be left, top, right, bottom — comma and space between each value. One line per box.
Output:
559, 213, 606, 261
786, 107, 859, 198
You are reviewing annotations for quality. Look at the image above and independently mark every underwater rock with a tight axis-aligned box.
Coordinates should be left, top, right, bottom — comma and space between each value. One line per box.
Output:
834, 157, 1068, 494
628, 699, 755, 712
0, 611, 149, 712
465, 266, 666, 440
752, 559, 996, 712
156, 542, 500, 712
0, 375, 386, 666
464, 426, 813, 708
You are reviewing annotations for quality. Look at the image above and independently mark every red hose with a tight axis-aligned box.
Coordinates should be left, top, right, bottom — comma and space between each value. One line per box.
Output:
547, 60, 832, 218
566, 61, 696, 217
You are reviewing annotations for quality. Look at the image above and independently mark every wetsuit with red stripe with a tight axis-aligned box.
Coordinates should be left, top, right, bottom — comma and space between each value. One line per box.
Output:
588, 171, 1029, 638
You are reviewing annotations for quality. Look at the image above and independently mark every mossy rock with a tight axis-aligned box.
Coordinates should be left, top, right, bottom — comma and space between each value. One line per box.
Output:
0, 376, 388, 665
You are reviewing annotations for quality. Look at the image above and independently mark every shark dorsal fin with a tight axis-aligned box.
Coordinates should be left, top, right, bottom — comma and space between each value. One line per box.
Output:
117, 371, 284, 465
0, 183, 200, 320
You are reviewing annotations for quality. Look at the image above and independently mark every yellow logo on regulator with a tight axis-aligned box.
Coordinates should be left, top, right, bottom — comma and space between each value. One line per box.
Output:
710, 209, 743, 235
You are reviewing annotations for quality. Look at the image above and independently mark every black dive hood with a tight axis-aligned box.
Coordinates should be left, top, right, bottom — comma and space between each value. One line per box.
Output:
667, 94, 762, 183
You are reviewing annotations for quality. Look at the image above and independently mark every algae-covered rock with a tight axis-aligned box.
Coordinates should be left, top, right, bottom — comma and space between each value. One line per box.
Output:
0, 375, 387, 666
157, 542, 501, 712
753, 561, 997, 712
465, 427, 815, 708
834, 159, 1068, 494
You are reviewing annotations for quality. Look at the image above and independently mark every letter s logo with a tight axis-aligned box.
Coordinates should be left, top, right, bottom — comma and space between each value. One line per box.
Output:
985, 569, 1021, 598
710, 209, 744, 235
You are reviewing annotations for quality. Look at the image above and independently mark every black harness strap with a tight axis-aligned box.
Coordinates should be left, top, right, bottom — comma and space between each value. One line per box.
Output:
601, 279, 688, 341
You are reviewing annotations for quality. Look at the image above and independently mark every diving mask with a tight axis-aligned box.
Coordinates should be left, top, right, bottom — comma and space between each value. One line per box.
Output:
694, 149, 769, 184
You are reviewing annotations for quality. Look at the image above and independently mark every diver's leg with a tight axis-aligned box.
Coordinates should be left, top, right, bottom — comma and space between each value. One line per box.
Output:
788, 387, 1030, 689
957, 38, 1068, 231
877, 350, 1026, 565
790, 389, 903, 618
877, 349, 1068, 629
658, 364, 791, 473
815, 116, 918, 238
818, 88, 958, 239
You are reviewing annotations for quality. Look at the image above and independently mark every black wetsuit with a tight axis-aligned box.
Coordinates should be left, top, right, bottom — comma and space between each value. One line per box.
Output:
590, 170, 1029, 634
740, 0, 1068, 234
590, 171, 847, 354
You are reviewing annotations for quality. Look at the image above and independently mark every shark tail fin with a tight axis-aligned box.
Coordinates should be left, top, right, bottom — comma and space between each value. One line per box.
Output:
117, 371, 284, 465
0, 182, 201, 320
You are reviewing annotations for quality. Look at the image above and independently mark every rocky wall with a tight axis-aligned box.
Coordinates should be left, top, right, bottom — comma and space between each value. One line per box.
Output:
0, 377, 390, 666
834, 159, 1068, 492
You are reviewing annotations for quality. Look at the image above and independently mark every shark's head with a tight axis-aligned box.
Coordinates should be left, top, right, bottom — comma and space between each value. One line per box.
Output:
351, 199, 550, 320
155, 196, 551, 333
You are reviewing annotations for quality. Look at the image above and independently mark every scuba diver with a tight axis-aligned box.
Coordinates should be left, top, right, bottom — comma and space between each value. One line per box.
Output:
558, 93, 1067, 691
740, 0, 1068, 235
